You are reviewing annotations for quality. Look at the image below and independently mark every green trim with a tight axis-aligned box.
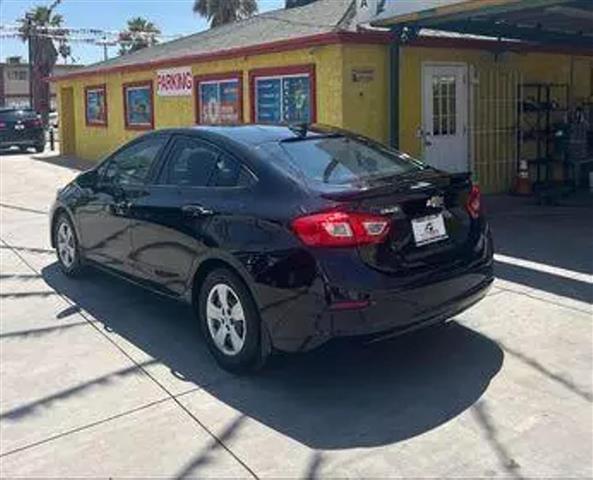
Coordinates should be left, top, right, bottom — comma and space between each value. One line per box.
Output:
433, 20, 592, 47
426, 0, 574, 25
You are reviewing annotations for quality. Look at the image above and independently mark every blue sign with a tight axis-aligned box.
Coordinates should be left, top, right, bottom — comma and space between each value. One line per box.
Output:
256, 78, 281, 123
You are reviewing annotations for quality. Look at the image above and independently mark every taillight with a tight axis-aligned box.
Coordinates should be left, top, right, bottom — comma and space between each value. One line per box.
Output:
291, 210, 390, 247
0, 122, 6, 129
25, 118, 43, 128
466, 185, 481, 219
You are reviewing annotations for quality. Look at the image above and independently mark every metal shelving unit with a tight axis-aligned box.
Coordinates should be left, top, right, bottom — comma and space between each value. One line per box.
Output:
518, 83, 569, 189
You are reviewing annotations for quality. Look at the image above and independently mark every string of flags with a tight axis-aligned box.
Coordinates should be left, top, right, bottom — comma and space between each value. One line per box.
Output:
0, 23, 185, 46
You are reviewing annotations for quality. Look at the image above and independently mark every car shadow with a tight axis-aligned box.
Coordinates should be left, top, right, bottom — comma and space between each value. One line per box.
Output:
41, 262, 503, 450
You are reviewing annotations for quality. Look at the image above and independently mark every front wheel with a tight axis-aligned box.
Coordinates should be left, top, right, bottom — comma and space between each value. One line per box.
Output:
34, 143, 45, 153
54, 214, 84, 276
198, 268, 268, 373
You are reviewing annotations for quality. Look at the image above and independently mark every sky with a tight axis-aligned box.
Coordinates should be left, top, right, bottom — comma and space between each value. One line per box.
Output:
0, 0, 285, 65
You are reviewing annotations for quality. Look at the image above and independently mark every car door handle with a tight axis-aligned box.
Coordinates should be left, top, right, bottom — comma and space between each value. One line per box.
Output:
181, 204, 214, 217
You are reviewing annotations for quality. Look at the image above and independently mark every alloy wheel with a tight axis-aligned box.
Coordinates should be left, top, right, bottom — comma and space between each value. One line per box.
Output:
57, 220, 76, 268
206, 283, 246, 356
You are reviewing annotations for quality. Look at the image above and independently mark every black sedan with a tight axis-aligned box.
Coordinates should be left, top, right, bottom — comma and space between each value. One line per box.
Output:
0, 108, 45, 152
50, 125, 493, 372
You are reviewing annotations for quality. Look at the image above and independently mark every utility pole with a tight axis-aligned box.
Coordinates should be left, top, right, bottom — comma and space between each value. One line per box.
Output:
103, 36, 108, 61
26, 13, 34, 109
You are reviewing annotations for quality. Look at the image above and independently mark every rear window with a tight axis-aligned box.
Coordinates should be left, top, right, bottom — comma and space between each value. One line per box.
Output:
0, 109, 37, 121
280, 136, 423, 185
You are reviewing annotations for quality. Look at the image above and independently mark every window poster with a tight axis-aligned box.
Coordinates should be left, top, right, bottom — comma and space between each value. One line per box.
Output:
86, 86, 107, 125
282, 76, 310, 123
256, 78, 281, 123
255, 74, 311, 124
199, 79, 240, 124
125, 85, 152, 127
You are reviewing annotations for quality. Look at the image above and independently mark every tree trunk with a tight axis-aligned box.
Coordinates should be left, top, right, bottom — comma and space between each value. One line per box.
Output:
31, 36, 57, 126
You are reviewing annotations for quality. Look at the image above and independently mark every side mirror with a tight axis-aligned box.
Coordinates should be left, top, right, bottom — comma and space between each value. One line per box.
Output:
76, 169, 98, 189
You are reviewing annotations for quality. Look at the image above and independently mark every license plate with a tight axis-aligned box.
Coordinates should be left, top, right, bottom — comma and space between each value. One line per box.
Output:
411, 213, 448, 246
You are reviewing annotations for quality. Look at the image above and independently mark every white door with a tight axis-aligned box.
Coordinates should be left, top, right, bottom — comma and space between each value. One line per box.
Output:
421, 64, 468, 173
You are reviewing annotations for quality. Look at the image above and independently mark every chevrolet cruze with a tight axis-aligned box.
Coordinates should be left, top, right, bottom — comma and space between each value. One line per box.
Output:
50, 125, 493, 372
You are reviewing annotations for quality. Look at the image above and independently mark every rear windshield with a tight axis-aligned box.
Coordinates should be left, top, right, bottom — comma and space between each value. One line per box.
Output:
0, 109, 37, 120
280, 136, 424, 185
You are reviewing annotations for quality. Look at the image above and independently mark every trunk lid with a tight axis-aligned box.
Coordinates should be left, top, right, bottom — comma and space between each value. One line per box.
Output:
321, 170, 477, 275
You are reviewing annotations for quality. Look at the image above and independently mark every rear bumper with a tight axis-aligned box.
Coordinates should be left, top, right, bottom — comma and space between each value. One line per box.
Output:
262, 259, 493, 352
327, 269, 492, 340
0, 131, 45, 148
261, 228, 494, 352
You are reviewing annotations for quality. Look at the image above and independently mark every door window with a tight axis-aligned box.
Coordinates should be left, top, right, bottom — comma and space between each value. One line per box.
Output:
432, 75, 456, 136
102, 136, 167, 187
161, 137, 255, 188
161, 137, 219, 187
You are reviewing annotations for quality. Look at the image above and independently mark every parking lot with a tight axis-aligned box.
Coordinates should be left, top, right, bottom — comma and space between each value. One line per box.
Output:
0, 149, 591, 478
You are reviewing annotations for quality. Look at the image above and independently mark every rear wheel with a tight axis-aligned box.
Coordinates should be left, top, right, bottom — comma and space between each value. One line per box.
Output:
34, 143, 44, 153
198, 268, 267, 373
54, 214, 84, 276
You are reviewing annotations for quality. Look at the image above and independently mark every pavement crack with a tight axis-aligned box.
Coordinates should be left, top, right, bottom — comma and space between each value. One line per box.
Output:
0, 237, 259, 479
0, 396, 172, 459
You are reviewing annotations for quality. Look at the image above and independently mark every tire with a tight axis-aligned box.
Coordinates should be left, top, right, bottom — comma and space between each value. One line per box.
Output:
34, 144, 45, 153
54, 213, 84, 277
19, 146, 29, 153
198, 268, 268, 373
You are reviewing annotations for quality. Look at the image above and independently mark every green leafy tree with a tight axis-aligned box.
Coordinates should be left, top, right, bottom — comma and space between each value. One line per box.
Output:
17, 2, 67, 122
119, 17, 161, 55
193, 0, 258, 28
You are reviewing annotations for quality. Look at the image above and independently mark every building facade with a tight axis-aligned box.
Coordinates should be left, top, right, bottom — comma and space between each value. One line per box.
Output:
52, 0, 593, 192
0, 57, 82, 110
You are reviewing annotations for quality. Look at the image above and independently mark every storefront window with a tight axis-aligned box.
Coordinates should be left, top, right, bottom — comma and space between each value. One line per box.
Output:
123, 81, 153, 129
197, 76, 242, 124
253, 69, 314, 124
85, 84, 107, 126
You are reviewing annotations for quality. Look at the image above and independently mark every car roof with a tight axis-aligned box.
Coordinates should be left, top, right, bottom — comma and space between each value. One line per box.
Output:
155, 124, 338, 148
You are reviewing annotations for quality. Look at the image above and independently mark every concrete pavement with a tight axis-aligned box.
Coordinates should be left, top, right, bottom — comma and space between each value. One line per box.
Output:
1, 149, 591, 478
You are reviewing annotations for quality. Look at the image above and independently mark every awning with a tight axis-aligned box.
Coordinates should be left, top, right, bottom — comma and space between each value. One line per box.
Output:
373, 0, 593, 48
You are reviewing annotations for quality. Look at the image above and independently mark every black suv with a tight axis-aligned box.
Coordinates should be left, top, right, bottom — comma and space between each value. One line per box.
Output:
0, 108, 45, 153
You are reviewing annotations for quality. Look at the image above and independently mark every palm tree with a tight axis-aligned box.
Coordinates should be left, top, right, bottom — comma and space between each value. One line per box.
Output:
285, 0, 318, 8
18, 3, 67, 122
58, 41, 72, 63
193, 0, 258, 28
119, 17, 161, 55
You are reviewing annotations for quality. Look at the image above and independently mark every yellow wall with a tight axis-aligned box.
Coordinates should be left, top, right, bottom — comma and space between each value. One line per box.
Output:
341, 44, 389, 143
56, 45, 346, 162
398, 47, 592, 192
399, 46, 593, 158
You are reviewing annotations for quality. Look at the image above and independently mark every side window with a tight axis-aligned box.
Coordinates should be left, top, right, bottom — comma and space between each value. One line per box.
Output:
103, 136, 167, 187
210, 153, 255, 188
161, 137, 218, 187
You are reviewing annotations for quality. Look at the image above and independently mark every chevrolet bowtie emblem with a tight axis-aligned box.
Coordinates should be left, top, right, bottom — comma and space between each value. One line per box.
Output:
426, 195, 444, 208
